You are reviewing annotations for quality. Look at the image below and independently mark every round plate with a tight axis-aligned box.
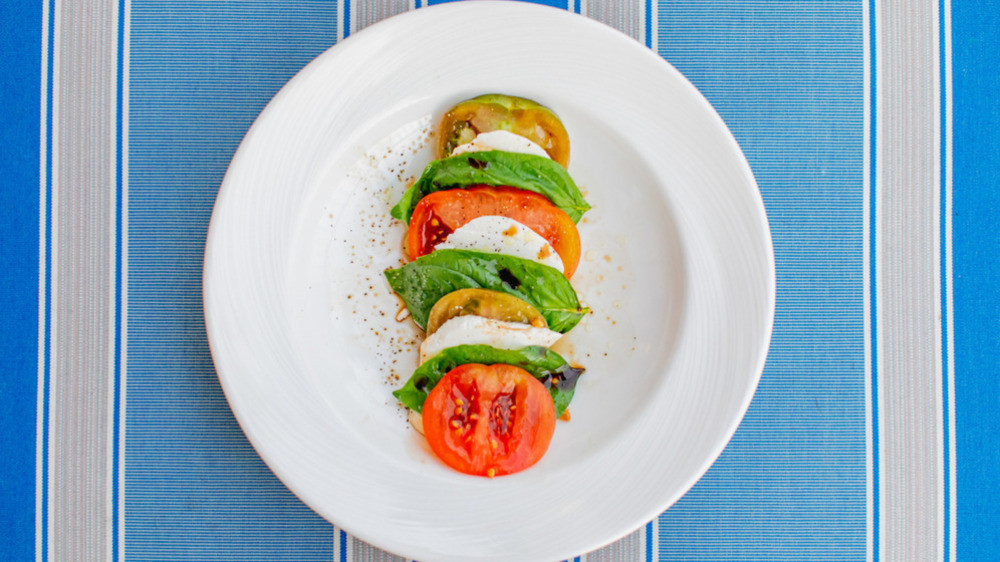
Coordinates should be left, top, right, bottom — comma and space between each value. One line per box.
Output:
203, 2, 774, 561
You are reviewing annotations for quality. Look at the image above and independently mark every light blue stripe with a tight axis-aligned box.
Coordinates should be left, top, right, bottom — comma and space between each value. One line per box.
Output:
125, 2, 336, 559
116, 0, 876, 559
655, 0, 867, 559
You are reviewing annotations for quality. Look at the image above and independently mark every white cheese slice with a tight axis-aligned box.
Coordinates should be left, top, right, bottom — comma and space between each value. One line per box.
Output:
419, 315, 563, 365
450, 130, 550, 159
436, 215, 564, 273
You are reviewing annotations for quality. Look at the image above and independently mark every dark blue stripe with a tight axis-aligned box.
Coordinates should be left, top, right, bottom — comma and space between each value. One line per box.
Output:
0, 0, 44, 559
645, 521, 653, 559
644, 0, 652, 49
867, 0, 879, 558
938, 0, 951, 559
339, 529, 347, 562
113, 0, 127, 559
952, 1, 1000, 559
344, 0, 351, 37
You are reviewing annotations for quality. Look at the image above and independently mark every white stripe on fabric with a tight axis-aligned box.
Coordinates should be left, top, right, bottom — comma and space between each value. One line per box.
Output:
581, 0, 645, 43
333, 528, 340, 561
875, 0, 946, 558
47, 0, 121, 558
337, 0, 345, 42
582, 527, 646, 561
351, 0, 414, 34
353, 539, 409, 562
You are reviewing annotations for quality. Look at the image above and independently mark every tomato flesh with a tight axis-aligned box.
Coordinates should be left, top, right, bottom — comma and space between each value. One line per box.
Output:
407, 186, 582, 278
422, 363, 556, 477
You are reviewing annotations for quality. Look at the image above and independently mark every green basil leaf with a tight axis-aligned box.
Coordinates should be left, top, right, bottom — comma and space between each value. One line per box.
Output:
383, 249, 588, 333
390, 151, 591, 223
392, 344, 584, 416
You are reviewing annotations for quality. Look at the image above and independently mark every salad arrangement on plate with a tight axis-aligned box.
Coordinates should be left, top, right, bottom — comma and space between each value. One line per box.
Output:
385, 94, 591, 477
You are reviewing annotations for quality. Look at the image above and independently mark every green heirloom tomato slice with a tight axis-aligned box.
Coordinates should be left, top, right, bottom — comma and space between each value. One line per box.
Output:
425, 288, 548, 336
438, 94, 571, 167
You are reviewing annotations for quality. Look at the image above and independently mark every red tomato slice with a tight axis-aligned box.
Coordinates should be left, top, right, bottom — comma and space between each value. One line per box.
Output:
407, 186, 582, 278
422, 363, 556, 477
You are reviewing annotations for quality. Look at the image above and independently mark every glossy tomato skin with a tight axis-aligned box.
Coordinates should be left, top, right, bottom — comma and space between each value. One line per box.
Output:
422, 363, 556, 477
438, 94, 571, 167
407, 185, 582, 278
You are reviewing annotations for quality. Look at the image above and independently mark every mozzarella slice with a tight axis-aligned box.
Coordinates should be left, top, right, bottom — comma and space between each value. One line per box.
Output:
436, 215, 564, 273
419, 315, 563, 365
450, 130, 550, 159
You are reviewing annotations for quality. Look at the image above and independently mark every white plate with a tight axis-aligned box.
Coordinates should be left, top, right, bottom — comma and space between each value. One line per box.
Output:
203, 2, 774, 561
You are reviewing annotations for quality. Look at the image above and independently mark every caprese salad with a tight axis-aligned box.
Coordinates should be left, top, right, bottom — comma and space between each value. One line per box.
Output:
385, 94, 590, 478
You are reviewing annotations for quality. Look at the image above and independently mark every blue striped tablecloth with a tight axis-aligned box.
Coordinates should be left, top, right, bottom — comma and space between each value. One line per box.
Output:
2, 0, 996, 559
